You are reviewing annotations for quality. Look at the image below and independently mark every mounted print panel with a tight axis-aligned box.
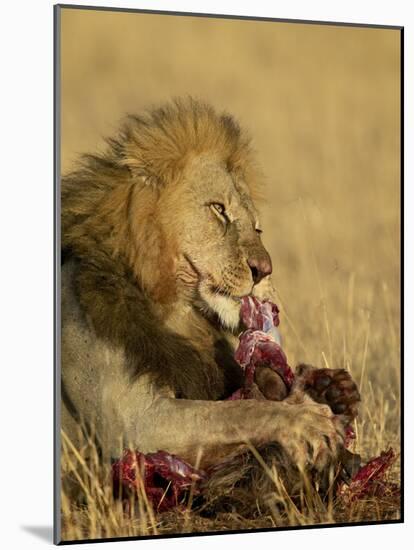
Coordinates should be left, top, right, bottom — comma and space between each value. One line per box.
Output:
54, 4, 403, 544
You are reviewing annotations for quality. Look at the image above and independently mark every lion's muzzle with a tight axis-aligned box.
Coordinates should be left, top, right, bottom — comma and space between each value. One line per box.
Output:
247, 250, 272, 285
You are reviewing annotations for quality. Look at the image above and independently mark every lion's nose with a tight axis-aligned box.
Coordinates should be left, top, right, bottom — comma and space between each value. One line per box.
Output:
247, 254, 272, 285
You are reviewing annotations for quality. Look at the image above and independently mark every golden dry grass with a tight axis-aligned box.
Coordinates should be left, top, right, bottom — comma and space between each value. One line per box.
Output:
59, 7, 401, 542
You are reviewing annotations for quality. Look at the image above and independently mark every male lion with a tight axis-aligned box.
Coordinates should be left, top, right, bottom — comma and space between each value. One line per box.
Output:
61, 98, 356, 479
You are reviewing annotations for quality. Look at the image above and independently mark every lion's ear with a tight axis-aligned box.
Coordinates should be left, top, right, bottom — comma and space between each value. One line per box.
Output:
119, 141, 187, 188
109, 123, 165, 188
115, 116, 187, 188
118, 148, 164, 188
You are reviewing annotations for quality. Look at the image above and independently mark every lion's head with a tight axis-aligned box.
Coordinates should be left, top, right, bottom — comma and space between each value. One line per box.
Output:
159, 152, 273, 329
62, 98, 273, 330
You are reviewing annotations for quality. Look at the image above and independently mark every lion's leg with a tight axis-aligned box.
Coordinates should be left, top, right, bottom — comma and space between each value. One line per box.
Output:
102, 376, 345, 471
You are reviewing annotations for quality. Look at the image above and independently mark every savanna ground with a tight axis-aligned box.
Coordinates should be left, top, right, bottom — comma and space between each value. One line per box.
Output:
59, 7, 401, 542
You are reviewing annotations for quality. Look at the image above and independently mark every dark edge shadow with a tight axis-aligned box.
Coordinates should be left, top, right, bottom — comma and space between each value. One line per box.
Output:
22, 526, 54, 544
55, 3, 403, 30
53, 4, 404, 545
400, 26, 404, 523
54, 4, 62, 546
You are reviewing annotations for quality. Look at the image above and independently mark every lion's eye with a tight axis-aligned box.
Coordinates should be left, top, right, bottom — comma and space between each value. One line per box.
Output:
256, 228, 263, 234
211, 203, 225, 216
210, 203, 229, 224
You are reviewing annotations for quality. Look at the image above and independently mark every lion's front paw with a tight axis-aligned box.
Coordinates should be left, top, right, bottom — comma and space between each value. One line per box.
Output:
296, 364, 360, 420
275, 401, 345, 472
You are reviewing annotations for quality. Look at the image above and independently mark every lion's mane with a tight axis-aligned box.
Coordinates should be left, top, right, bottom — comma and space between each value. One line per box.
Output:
61, 98, 261, 399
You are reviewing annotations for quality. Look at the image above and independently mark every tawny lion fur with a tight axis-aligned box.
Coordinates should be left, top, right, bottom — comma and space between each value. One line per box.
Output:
61, 98, 351, 513
61, 97, 266, 399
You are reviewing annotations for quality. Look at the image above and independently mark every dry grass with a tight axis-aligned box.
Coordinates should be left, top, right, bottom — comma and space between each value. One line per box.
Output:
60, 426, 400, 542
59, 7, 401, 542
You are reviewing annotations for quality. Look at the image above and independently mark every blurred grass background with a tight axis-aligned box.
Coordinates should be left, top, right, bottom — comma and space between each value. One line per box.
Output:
60, 7, 401, 539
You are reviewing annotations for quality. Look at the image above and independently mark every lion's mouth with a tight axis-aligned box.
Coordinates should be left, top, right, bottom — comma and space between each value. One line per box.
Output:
210, 285, 243, 302
197, 283, 246, 330
183, 254, 249, 329
184, 254, 246, 301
